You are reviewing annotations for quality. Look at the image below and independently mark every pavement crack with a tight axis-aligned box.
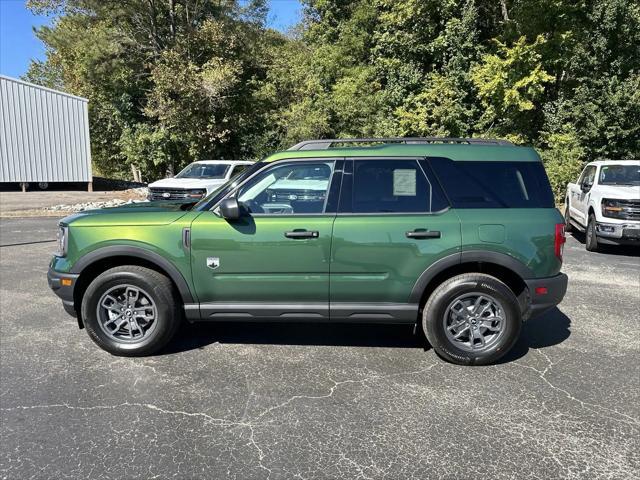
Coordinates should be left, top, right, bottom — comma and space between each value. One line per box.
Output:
514, 350, 639, 429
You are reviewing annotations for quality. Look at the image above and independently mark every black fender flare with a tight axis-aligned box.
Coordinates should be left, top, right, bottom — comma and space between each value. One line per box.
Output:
70, 246, 195, 303
408, 250, 534, 303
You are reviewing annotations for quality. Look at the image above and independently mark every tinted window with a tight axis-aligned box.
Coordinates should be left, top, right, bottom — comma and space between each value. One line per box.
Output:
580, 165, 597, 186
429, 158, 555, 208
230, 164, 249, 178
348, 159, 448, 213
237, 161, 335, 215
176, 163, 229, 179
599, 164, 640, 185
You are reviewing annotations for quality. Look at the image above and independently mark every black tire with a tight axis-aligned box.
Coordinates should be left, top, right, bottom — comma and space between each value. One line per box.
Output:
81, 265, 181, 356
422, 273, 522, 366
585, 213, 599, 252
564, 201, 573, 233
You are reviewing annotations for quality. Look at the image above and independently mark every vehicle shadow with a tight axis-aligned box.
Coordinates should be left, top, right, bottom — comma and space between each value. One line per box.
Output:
161, 307, 571, 364
497, 307, 571, 364
569, 231, 640, 257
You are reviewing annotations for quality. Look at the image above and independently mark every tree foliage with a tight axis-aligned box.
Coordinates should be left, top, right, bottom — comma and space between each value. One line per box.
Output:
26, 0, 640, 199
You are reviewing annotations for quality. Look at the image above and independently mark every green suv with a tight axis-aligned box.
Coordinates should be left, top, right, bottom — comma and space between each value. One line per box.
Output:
48, 138, 568, 365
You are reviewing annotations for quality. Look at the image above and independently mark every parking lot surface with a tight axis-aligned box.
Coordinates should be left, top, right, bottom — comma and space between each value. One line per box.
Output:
1, 217, 638, 479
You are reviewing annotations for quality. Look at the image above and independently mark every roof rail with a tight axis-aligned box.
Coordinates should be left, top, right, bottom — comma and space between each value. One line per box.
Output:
288, 137, 513, 151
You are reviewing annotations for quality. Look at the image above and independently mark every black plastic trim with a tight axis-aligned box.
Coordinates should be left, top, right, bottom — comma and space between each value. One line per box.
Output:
197, 303, 329, 321
48, 267, 80, 324
408, 252, 462, 303
48, 267, 79, 304
330, 303, 418, 323
408, 250, 535, 303
525, 273, 568, 318
70, 246, 195, 303
460, 250, 534, 279
191, 302, 418, 323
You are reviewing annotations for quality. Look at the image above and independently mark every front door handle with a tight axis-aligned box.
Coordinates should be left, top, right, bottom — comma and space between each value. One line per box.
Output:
406, 229, 441, 239
284, 230, 319, 239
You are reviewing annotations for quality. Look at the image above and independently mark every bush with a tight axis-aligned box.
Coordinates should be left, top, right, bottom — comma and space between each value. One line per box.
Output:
540, 128, 586, 204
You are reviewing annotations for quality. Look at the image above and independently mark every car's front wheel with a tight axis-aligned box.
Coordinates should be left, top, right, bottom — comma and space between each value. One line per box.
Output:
422, 273, 522, 365
564, 201, 573, 233
81, 266, 181, 356
585, 213, 599, 252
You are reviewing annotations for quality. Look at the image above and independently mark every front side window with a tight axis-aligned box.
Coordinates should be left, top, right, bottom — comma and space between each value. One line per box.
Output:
236, 161, 334, 215
176, 163, 229, 179
579, 165, 597, 186
347, 159, 447, 213
599, 164, 640, 186
230, 164, 249, 178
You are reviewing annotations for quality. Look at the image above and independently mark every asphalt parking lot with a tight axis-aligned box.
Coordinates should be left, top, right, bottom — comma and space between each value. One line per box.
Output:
1, 217, 638, 479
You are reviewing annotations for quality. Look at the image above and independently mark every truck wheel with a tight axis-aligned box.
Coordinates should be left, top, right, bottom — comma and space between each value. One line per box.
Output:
585, 213, 599, 252
564, 201, 572, 233
81, 266, 181, 356
422, 273, 522, 366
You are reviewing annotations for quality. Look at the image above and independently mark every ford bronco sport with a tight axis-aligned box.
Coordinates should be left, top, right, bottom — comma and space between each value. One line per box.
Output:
48, 138, 568, 365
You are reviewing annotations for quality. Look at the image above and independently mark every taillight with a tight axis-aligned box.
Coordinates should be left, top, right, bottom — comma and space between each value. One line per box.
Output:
555, 223, 566, 260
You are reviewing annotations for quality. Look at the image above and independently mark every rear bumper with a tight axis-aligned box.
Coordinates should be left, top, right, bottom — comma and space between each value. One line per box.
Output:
525, 273, 568, 319
47, 267, 79, 318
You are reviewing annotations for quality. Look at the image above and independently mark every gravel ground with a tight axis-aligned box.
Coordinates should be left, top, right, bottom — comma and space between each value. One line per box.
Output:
0, 189, 147, 217
0, 217, 638, 480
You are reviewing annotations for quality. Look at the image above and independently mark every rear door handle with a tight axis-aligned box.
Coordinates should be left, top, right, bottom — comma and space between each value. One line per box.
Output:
406, 229, 441, 239
284, 230, 319, 239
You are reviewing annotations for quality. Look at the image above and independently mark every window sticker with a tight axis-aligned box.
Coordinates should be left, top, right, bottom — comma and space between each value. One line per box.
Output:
393, 169, 416, 196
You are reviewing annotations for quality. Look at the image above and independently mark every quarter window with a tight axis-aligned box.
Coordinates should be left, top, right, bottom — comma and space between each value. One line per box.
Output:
428, 158, 555, 208
236, 161, 334, 215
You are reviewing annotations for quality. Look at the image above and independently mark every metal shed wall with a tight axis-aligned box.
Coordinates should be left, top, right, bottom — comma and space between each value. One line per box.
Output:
0, 75, 92, 183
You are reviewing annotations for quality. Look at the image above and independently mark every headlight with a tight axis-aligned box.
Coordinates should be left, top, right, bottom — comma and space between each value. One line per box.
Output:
187, 189, 206, 199
601, 198, 625, 219
55, 225, 68, 257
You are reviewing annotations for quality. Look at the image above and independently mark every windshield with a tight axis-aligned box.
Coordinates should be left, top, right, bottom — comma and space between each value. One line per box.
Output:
285, 165, 332, 180
599, 165, 640, 185
194, 162, 264, 210
175, 163, 229, 179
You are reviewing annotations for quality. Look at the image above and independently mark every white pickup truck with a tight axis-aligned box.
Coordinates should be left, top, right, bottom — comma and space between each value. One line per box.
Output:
565, 160, 640, 251
148, 160, 253, 201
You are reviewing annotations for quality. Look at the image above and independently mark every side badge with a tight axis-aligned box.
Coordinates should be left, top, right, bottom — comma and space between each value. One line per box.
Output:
206, 257, 220, 270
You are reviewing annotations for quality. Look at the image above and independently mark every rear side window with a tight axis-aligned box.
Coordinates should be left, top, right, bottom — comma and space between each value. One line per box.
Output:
428, 158, 555, 208
343, 159, 448, 213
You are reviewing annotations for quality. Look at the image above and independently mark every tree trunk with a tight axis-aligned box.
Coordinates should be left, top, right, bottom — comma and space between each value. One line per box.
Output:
500, 0, 510, 22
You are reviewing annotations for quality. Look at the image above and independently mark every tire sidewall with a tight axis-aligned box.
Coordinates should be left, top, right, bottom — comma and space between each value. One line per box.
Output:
586, 214, 598, 251
81, 269, 176, 355
423, 276, 521, 365
564, 202, 572, 233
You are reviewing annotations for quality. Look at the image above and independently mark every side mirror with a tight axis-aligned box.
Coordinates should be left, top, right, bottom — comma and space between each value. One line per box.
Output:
219, 197, 243, 220
580, 182, 591, 193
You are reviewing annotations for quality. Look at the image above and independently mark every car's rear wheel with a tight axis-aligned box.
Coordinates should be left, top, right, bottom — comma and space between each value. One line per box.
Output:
422, 273, 522, 365
585, 213, 599, 252
81, 266, 181, 356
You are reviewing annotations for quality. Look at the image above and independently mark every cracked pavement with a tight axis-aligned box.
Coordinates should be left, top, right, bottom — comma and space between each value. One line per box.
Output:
1, 217, 638, 479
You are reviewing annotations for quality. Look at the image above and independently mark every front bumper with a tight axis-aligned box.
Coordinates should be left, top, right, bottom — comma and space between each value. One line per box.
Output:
595, 221, 640, 245
47, 267, 79, 319
524, 273, 568, 319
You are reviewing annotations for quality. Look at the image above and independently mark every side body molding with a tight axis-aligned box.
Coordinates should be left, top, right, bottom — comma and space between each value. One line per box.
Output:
70, 246, 195, 303
408, 250, 535, 303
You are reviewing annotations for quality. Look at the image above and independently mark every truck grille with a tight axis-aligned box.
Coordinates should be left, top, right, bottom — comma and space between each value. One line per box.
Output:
267, 189, 326, 202
149, 188, 206, 201
618, 199, 640, 221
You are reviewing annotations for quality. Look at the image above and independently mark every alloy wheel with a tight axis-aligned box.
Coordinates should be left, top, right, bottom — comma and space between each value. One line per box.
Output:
96, 284, 157, 343
443, 293, 506, 352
